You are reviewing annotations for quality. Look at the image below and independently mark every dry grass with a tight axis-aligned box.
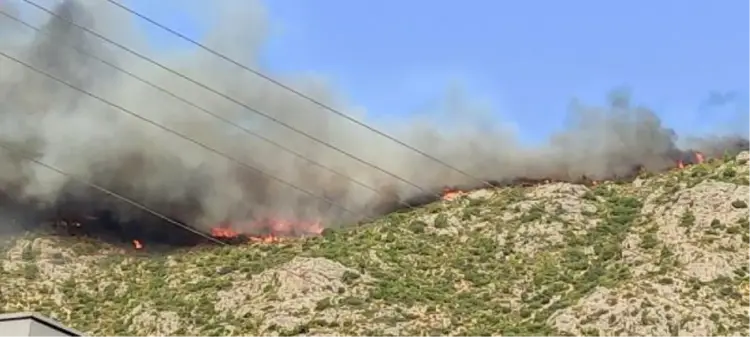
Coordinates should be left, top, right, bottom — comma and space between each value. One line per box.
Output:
1, 152, 748, 336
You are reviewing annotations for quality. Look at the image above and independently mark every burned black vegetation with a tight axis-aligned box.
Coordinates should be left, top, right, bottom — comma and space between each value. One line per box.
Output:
0, 190, 219, 251
1, 140, 745, 253
376, 146, 746, 216
0, 0, 747, 255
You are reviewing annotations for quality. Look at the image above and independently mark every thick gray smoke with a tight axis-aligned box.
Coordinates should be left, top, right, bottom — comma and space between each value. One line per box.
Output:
0, 0, 746, 234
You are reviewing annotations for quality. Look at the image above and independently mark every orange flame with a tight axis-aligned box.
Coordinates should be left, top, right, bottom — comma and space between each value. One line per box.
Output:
211, 227, 239, 239
442, 187, 466, 201
695, 152, 704, 164
132, 239, 143, 250
210, 218, 324, 244
249, 235, 284, 243
676, 152, 704, 170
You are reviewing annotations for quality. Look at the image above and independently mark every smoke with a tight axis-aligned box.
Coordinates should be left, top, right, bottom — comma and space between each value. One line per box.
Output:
0, 0, 746, 235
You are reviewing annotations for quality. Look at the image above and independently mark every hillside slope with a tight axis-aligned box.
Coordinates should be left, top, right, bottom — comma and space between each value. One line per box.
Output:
1, 152, 749, 336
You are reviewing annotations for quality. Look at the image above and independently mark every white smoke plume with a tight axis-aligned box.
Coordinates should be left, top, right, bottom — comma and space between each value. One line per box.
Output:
0, 0, 746, 235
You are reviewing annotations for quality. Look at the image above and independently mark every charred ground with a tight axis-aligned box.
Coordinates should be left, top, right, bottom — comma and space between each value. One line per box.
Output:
1, 151, 748, 336
1, 146, 739, 253
2, 1, 747, 243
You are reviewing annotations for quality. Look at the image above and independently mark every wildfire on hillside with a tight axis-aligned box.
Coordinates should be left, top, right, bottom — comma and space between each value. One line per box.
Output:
437, 150, 708, 202
441, 187, 466, 201
209, 218, 323, 244
16, 147, 736, 252
676, 151, 705, 170
199, 149, 712, 249
1, 0, 748, 256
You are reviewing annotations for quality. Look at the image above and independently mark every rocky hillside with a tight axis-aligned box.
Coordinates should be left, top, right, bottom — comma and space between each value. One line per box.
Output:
1, 152, 749, 336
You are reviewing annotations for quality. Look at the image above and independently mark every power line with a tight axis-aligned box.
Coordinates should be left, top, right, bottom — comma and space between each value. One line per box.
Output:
0, 48, 378, 293
0, 126, 395, 303
21, 0, 437, 197
0, 141, 341, 291
0, 9, 425, 213
0, 53, 390, 301
103, 0, 495, 191
0, 5, 424, 291
0, 49, 359, 221
0, 142, 227, 246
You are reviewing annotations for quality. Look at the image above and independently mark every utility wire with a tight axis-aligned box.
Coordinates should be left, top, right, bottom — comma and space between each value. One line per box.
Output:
104, 0, 495, 191
0, 140, 342, 291
22, 0, 440, 196
0, 139, 358, 291
0, 49, 360, 221
0, 3, 432, 290
0, 142, 227, 246
0, 9, 425, 213
0, 58, 334, 295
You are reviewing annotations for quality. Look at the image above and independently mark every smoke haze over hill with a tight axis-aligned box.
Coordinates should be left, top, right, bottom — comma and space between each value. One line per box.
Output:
0, 0, 746, 235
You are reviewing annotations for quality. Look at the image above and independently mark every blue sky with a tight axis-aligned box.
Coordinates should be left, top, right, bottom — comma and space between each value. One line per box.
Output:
124, 0, 748, 144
